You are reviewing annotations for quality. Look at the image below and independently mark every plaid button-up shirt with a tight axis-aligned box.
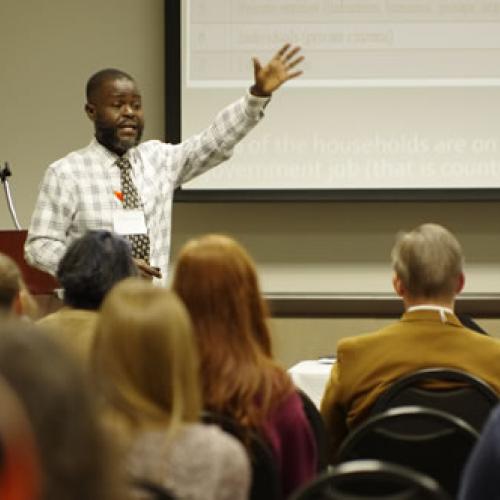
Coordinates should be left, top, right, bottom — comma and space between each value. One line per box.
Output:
25, 92, 269, 285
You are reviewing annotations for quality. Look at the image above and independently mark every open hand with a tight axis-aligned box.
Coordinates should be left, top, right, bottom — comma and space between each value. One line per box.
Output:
251, 43, 304, 97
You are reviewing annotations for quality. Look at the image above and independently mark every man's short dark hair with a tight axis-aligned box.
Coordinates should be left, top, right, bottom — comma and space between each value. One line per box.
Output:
57, 230, 137, 310
85, 68, 134, 102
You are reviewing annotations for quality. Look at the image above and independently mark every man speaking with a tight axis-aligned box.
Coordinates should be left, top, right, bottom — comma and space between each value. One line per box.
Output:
25, 44, 303, 283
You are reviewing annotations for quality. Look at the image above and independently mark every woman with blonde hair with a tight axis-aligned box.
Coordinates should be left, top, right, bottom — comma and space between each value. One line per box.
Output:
92, 278, 250, 500
172, 234, 317, 499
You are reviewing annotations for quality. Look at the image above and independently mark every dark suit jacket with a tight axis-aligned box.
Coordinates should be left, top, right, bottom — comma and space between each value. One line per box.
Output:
320, 309, 500, 461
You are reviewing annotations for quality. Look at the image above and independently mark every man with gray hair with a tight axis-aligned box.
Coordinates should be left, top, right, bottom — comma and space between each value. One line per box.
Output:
320, 223, 500, 461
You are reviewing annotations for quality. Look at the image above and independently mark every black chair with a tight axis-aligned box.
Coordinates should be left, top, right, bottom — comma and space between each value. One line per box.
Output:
336, 406, 478, 498
202, 411, 281, 500
132, 479, 177, 499
289, 459, 451, 500
298, 389, 329, 473
369, 367, 499, 431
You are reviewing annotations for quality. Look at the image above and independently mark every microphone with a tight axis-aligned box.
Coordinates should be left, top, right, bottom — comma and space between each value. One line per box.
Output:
0, 162, 11, 182
1, 162, 22, 230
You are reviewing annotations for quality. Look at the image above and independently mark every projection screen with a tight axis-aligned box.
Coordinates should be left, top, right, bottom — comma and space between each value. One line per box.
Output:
176, 0, 500, 197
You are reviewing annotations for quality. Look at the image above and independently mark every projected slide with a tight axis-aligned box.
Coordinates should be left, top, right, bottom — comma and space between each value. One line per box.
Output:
187, 0, 500, 86
181, 0, 500, 191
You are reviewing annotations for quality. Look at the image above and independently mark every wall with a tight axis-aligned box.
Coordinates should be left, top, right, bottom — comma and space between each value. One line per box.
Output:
271, 317, 500, 368
171, 200, 500, 295
2, 0, 500, 368
171, 201, 500, 367
0, 0, 165, 229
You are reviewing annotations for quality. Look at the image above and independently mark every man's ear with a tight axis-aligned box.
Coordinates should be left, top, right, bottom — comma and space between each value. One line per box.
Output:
85, 102, 96, 121
12, 292, 23, 317
456, 272, 465, 294
392, 274, 405, 298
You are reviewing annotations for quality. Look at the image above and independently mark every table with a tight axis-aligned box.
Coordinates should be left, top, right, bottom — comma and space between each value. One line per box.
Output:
288, 359, 335, 409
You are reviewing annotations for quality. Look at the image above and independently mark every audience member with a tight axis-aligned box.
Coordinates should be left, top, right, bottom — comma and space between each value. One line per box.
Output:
0, 373, 41, 500
320, 223, 500, 461
172, 234, 317, 499
0, 321, 119, 500
458, 404, 500, 499
0, 253, 38, 319
38, 230, 137, 363
92, 278, 250, 500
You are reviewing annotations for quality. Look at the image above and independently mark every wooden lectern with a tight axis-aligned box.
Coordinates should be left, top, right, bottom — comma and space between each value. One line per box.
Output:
0, 230, 58, 294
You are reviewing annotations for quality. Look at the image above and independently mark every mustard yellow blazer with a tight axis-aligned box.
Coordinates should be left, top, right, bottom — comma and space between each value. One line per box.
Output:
320, 309, 500, 461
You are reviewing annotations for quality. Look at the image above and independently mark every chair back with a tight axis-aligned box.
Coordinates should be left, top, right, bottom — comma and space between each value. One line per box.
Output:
370, 367, 499, 431
298, 389, 329, 472
336, 406, 478, 498
202, 411, 281, 500
289, 459, 451, 500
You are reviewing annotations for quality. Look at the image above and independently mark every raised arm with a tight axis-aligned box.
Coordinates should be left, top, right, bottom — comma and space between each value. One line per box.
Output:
165, 44, 304, 187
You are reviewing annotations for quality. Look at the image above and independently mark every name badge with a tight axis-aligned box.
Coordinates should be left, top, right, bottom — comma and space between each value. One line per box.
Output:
113, 209, 148, 235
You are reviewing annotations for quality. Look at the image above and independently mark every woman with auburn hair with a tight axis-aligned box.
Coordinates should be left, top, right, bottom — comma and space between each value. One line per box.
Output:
92, 278, 250, 500
172, 234, 317, 499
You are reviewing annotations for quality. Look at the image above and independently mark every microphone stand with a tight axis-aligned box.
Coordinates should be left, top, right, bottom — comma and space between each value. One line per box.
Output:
0, 162, 22, 230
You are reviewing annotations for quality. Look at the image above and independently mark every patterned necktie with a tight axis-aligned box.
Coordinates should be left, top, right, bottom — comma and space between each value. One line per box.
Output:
116, 157, 150, 263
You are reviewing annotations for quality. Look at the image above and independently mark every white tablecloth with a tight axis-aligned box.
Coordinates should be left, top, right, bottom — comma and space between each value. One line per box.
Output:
288, 359, 335, 409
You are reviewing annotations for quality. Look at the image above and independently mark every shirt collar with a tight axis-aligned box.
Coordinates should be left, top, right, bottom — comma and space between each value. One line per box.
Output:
89, 138, 139, 169
403, 306, 461, 326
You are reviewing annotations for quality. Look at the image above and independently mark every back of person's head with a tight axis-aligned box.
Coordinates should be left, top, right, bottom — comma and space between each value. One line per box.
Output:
57, 230, 137, 310
0, 253, 22, 315
172, 234, 291, 429
93, 278, 201, 435
173, 233, 272, 356
0, 320, 117, 500
391, 223, 464, 300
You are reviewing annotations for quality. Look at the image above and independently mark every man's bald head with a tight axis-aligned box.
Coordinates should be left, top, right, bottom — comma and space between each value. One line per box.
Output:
85, 68, 134, 103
